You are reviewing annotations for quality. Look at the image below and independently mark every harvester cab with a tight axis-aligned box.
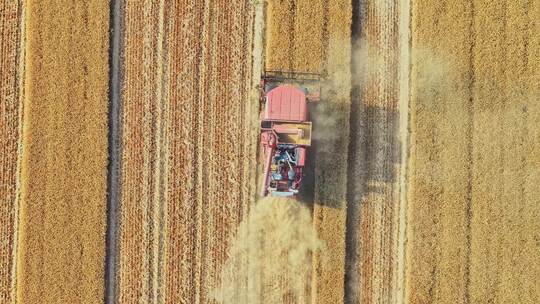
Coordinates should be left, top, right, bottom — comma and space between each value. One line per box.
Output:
258, 71, 321, 198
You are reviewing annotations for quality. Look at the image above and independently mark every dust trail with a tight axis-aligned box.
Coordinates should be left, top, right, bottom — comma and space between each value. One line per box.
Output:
213, 197, 322, 304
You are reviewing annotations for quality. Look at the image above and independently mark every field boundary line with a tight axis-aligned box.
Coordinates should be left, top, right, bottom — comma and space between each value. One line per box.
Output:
10, 0, 26, 304
149, 1, 167, 302
463, 1, 477, 302
155, 0, 171, 302
105, 0, 124, 303
395, 0, 411, 303
12, 1, 26, 303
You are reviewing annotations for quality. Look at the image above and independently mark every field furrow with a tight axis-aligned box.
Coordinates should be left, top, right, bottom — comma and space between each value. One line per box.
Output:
0, 1, 24, 303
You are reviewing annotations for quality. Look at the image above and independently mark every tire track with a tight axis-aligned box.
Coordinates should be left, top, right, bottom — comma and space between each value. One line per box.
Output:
0, 2, 24, 303
105, 0, 123, 302
463, 1, 476, 303
395, 0, 411, 302
201, 1, 219, 301
192, 1, 211, 300
149, 2, 168, 302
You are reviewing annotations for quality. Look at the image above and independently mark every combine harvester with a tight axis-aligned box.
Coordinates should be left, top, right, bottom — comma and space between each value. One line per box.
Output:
259, 71, 320, 198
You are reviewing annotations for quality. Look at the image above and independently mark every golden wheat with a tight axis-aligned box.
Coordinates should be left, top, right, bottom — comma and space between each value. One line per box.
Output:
406, 1, 540, 303
16, 1, 109, 303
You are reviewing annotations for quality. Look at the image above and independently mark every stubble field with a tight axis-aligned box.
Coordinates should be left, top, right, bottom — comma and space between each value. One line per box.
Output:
346, 1, 407, 304
117, 1, 255, 303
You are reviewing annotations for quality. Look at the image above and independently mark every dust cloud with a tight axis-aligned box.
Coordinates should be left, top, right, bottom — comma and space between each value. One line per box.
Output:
213, 197, 322, 304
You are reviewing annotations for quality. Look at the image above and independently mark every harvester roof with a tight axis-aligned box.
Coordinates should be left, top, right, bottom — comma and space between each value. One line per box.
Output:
264, 85, 308, 122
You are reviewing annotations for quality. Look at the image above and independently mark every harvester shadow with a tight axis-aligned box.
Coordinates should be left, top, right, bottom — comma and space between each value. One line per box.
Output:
344, 101, 401, 303
300, 101, 353, 209
302, 101, 401, 207
344, 41, 401, 304
297, 103, 317, 206
343, 1, 404, 300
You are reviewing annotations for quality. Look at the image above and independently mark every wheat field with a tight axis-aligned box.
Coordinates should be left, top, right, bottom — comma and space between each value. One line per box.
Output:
0, 0, 538, 303
405, 1, 540, 303
15, 1, 110, 303
117, 1, 255, 303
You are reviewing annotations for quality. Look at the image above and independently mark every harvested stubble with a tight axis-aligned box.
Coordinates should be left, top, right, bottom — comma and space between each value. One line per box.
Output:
346, 1, 403, 304
166, 2, 254, 302
16, 1, 109, 303
118, 0, 255, 303
117, 1, 169, 302
266, 1, 352, 303
406, 1, 540, 303
0, 1, 24, 303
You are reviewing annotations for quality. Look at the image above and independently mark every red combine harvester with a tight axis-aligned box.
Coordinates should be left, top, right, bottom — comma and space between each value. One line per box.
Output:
259, 71, 321, 198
